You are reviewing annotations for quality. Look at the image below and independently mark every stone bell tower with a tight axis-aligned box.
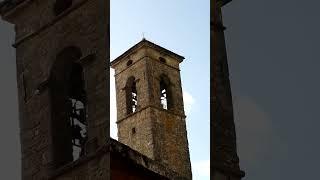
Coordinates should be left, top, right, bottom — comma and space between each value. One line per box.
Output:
111, 39, 192, 179
0, 0, 109, 179
212, 0, 245, 179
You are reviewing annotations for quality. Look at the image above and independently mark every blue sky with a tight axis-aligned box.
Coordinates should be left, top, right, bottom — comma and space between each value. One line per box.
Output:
110, 0, 210, 179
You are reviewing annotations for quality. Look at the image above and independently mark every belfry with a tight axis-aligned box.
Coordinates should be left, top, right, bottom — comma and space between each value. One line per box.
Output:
111, 39, 192, 179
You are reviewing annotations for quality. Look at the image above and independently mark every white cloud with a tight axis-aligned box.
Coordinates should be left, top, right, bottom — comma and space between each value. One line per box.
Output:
192, 159, 210, 180
183, 91, 195, 116
110, 69, 118, 139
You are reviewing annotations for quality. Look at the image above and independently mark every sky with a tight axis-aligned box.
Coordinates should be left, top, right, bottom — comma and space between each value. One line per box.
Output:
0, 19, 20, 179
223, 0, 320, 179
110, 0, 210, 179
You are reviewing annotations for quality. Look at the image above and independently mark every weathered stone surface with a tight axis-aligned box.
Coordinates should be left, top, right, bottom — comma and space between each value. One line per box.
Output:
110, 138, 186, 180
212, 0, 245, 179
111, 39, 192, 179
1, 0, 110, 179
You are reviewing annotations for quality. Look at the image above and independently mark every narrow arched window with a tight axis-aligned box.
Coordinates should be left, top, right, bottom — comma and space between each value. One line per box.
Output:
68, 63, 87, 160
160, 80, 168, 109
126, 76, 138, 114
50, 46, 87, 167
159, 75, 172, 110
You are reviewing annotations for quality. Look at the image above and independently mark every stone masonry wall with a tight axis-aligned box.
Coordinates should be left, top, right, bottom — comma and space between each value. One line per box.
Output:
146, 49, 191, 179
117, 108, 155, 160
2, 0, 110, 179
114, 49, 156, 160
112, 42, 192, 179
212, 0, 245, 178
53, 152, 109, 180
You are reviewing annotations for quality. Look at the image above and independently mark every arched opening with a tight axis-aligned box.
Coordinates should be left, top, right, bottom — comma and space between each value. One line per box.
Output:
49, 46, 87, 167
127, 60, 133, 66
126, 76, 138, 114
159, 74, 173, 110
68, 63, 87, 160
159, 57, 166, 64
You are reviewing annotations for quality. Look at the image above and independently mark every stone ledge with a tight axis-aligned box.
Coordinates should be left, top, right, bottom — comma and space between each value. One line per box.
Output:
11, 0, 90, 48
48, 141, 109, 179
110, 138, 188, 180
110, 39, 185, 68
217, 0, 232, 7
48, 138, 189, 180
212, 162, 245, 178
0, 0, 27, 15
116, 105, 186, 124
